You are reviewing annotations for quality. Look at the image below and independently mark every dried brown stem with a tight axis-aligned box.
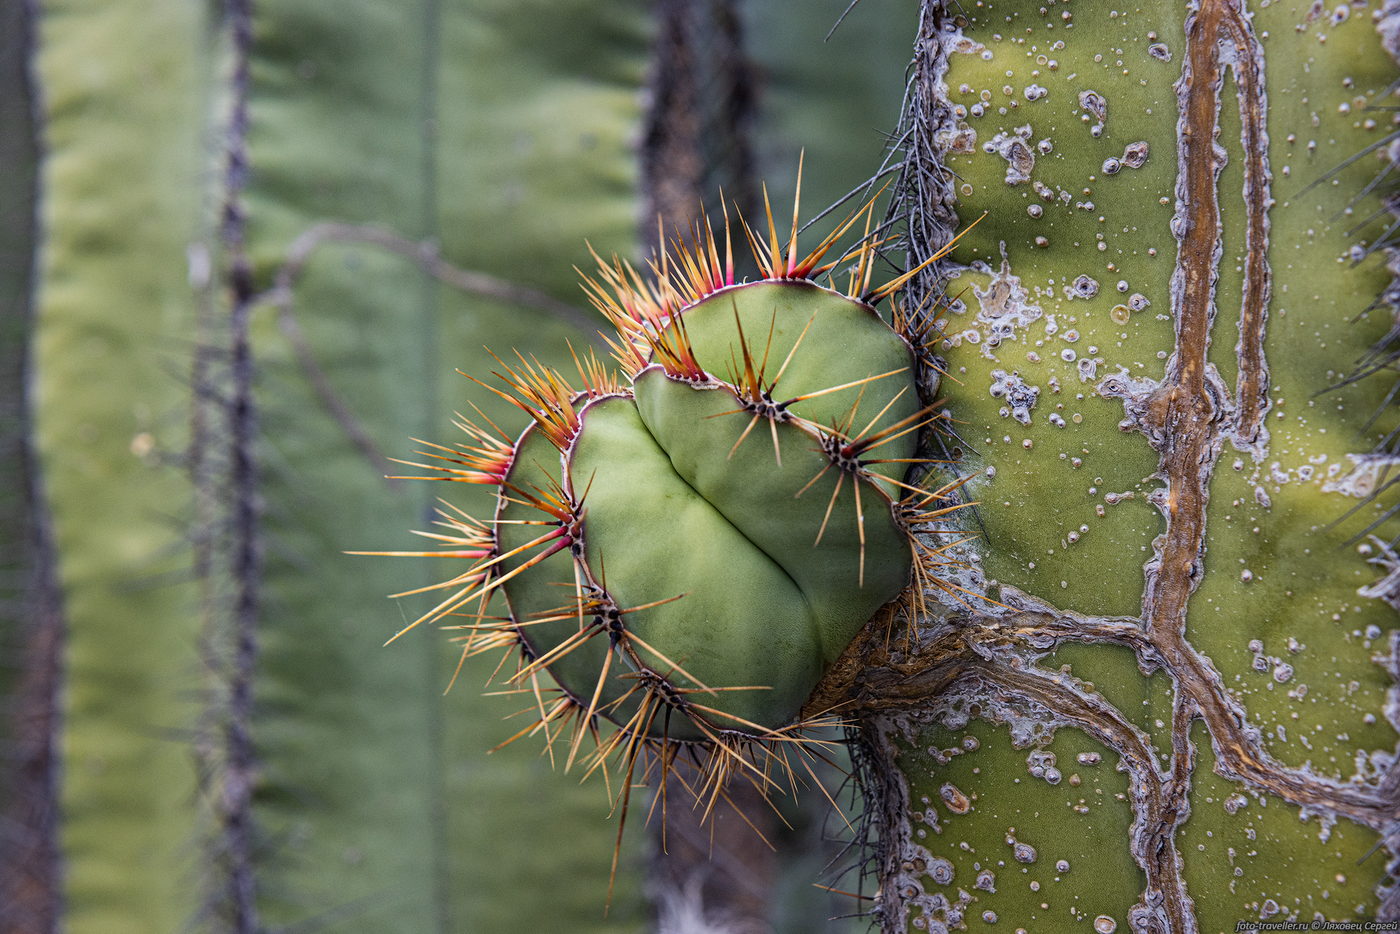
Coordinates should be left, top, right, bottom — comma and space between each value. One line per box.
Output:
266, 221, 600, 334
251, 221, 606, 476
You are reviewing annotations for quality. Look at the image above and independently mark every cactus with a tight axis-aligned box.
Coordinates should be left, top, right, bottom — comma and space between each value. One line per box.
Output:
18, 0, 922, 928
30, 2, 216, 928
21, 0, 1399, 930
224, 1, 659, 929
376, 198, 971, 820
829, 0, 1400, 931
26, 0, 657, 930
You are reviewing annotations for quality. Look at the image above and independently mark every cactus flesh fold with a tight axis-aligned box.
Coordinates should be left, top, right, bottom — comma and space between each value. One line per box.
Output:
380, 196, 967, 804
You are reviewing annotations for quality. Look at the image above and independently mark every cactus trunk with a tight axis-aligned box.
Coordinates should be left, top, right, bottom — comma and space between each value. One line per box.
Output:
840, 1, 1400, 930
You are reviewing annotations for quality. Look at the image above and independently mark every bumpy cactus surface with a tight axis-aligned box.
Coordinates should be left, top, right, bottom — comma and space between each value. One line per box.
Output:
836, 0, 1400, 930
381, 195, 967, 802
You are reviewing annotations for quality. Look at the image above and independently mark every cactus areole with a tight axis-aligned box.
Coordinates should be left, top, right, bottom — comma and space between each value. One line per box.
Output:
381, 192, 968, 788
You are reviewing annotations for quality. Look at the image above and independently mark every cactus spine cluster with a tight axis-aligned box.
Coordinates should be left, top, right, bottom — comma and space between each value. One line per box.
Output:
377, 190, 969, 812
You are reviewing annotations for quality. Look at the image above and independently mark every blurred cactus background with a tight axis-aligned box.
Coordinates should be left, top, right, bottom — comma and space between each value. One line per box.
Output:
3, 1, 1399, 933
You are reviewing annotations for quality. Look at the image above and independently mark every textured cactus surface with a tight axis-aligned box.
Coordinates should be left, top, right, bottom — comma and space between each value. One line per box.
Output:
33, 3, 213, 928
390, 208, 964, 799
842, 0, 1400, 931
29, 0, 655, 930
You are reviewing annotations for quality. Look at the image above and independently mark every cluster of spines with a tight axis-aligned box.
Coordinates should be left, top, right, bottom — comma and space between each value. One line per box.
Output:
581, 173, 978, 383
369, 187, 982, 847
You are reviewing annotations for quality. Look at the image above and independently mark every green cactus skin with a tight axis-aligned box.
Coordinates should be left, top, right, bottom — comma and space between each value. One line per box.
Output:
564, 353, 911, 733
841, 0, 1400, 930
391, 204, 962, 802
33, 3, 214, 929
244, 1, 656, 928
31, 0, 655, 929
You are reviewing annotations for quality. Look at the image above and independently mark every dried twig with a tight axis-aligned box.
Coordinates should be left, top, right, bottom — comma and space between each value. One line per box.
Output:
251, 221, 605, 475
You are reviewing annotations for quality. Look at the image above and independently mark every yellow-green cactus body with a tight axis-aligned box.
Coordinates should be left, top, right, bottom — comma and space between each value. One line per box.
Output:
862, 0, 1400, 929
489, 275, 923, 741
399, 207, 962, 779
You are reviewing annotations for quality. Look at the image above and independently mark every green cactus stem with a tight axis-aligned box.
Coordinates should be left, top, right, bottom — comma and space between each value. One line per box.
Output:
374, 189, 973, 818
828, 0, 1400, 929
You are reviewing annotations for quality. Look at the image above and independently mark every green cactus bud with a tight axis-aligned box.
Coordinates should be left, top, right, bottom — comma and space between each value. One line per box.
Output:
382, 191, 970, 804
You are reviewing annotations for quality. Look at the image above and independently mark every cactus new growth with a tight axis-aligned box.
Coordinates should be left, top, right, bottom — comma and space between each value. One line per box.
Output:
371, 188, 972, 818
